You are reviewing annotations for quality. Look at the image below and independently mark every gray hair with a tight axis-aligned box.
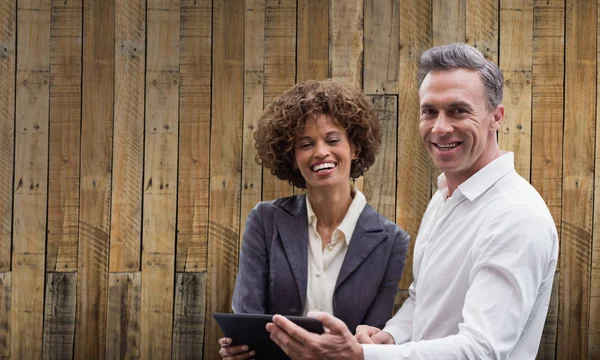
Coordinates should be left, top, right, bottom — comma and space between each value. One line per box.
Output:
417, 43, 504, 110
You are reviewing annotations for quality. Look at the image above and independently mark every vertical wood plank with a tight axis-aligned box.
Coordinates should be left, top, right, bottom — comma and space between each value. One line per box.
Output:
558, 0, 596, 358
204, 1, 244, 359
140, 0, 180, 357
530, 1, 564, 358
74, 0, 114, 357
297, 0, 329, 82
177, 0, 212, 272
432, 0, 466, 46
42, 273, 76, 360
330, 0, 363, 88
106, 272, 141, 360
0, 273, 10, 358
499, 0, 533, 181
0, 0, 16, 272
47, 0, 82, 273
396, 0, 432, 300
109, 0, 145, 272
364, 0, 399, 94
261, 0, 296, 201
241, 0, 264, 244
363, 96, 397, 221
465, 0, 498, 63
590, 0, 600, 356
172, 273, 206, 360
330, 0, 364, 191
11, 0, 51, 357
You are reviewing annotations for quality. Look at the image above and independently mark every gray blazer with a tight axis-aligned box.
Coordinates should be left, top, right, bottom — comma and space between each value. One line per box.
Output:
232, 195, 410, 332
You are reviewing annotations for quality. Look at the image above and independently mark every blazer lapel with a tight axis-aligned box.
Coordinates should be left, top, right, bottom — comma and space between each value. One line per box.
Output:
275, 196, 309, 310
335, 205, 386, 289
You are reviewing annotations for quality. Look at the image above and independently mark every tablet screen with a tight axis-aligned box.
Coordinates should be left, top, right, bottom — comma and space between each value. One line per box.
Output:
213, 312, 325, 360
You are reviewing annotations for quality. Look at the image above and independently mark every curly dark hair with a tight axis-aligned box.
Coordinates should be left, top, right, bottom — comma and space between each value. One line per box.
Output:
254, 79, 381, 189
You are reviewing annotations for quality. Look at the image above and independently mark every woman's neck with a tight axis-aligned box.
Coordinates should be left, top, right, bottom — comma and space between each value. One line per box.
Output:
306, 184, 354, 229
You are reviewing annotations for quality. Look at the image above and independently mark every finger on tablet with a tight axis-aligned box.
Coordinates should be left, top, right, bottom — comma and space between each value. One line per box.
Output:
219, 337, 232, 347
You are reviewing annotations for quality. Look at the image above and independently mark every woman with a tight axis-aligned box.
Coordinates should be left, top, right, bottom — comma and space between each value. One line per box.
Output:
219, 79, 409, 359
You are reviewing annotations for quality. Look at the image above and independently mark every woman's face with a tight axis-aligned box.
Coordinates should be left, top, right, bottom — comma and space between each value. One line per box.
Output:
293, 114, 357, 192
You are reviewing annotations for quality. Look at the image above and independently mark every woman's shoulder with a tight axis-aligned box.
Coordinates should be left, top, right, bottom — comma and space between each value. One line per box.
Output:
361, 204, 409, 241
253, 194, 306, 215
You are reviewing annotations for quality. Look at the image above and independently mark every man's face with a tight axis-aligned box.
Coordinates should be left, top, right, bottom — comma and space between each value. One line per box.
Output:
418, 68, 504, 181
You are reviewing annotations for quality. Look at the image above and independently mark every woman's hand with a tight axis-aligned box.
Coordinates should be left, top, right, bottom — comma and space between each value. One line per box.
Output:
218, 337, 256, 359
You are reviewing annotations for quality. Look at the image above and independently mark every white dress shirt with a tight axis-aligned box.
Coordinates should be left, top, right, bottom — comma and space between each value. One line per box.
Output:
363, 153, 558, 359
303, 190, 367, 316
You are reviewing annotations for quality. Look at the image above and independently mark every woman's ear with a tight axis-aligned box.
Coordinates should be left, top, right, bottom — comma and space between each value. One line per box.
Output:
352, 143, 361, 160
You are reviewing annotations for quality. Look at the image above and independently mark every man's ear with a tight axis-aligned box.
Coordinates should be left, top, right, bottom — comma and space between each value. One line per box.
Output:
490, 104, 505, 132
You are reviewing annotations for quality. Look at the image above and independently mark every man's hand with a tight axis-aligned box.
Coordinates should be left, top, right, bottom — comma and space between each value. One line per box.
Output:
218, 337, 255, 360
355, 325, 395, 345
266, 311, 364, 360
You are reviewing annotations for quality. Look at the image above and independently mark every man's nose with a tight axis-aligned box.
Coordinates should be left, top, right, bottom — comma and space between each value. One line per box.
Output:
431, 113, 453, 135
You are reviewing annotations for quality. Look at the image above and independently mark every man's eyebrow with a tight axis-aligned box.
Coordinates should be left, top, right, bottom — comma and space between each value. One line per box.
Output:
446, 101, 474, 110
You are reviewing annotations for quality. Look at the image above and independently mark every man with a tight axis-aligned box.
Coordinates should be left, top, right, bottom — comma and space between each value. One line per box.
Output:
266, 42, 558, 359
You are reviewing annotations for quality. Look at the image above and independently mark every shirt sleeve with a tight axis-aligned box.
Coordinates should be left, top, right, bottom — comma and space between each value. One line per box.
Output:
363, 205, 557, 360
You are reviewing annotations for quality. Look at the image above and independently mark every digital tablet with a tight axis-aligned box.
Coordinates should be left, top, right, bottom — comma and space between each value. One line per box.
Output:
213, 312, 325, 360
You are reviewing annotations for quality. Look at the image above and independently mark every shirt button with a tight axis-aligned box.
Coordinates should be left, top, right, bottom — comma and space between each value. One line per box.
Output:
316, 272, 321, 277
327, 244, 333, 251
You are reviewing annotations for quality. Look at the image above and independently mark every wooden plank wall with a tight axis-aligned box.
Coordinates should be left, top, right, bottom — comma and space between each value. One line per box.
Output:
0, 0, 598, 359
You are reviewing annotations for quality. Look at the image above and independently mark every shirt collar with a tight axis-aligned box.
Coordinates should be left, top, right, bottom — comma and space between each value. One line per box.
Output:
306, 189, 367, 245
437, 152, 515, 202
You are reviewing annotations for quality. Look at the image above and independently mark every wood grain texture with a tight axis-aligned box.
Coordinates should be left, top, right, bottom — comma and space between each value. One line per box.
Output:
466, 0, 498, 62
11, 0, 51, 357
262, 0, 296, 201
363, 95, 397, 221
42, 273, 76, 360
558, 0, 596, 358
74, 0, 114, 357
530, 1, 564, 357
330, 0, 363, 88
364, 0, 399, 94
0, 0, 15, 272
240, 0, 264, 244
591, 0, 600, 355
106, 272, 141, 360
172, 272, 206, 360
109, 0, 145, 272
499, 0, 533, 181
396, 0, 432, 295
0, 273, 10, 357
432, 0, 466, 46
297, 0, 328, 82
204, 1, 244, 359
47, 0, 82, 273
177, 0, 212, 272
140, 0, 180, 357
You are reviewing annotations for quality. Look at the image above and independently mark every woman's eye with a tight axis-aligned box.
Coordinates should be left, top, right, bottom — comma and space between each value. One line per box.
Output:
327, 138, 340, 144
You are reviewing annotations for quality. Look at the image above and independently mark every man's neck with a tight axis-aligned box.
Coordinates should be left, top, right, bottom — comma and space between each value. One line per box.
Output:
444, 147, 503, 197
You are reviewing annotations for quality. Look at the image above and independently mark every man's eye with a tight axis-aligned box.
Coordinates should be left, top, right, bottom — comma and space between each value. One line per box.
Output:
451, 108, 467, 114
421, 109, 436, 116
